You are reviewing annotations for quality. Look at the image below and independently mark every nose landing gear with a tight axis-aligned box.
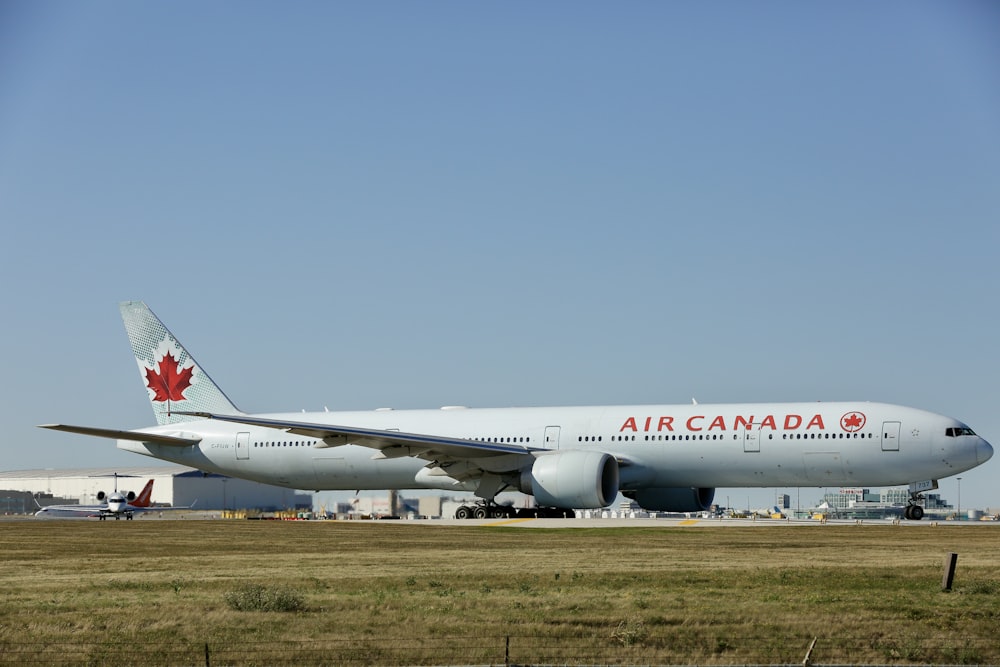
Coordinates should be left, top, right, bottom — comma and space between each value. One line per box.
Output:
903, 480, 937, 521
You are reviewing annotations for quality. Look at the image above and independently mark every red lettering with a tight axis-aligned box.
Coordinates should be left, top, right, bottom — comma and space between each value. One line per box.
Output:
624, 412, 821, 434
784, 414, 802, 429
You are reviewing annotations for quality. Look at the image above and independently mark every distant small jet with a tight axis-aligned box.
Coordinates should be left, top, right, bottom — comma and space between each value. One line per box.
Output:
34, 476, 191, 520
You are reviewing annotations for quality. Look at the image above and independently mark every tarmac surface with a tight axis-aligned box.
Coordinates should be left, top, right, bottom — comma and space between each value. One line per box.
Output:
412, 515, 1000, 528
10, 509, 1000, 526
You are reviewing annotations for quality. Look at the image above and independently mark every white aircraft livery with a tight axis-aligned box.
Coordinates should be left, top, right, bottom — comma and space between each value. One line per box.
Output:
33, 476, 195, 520
34, 477, 154, 520
41, 302, 993, 520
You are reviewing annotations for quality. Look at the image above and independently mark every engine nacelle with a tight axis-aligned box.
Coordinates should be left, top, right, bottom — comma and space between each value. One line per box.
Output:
97, 491, 106, 501
126, 491, 136, 502
519, 450, 619, 509
623, 487, 715, 512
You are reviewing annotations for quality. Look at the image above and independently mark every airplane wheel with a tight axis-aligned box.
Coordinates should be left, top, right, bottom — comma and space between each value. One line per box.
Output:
455, 506, 471, 520
473, 506, 489, 519
909, 505, 924, 521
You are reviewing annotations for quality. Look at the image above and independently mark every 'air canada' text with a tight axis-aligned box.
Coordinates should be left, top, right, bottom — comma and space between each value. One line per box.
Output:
620, 414, 826, 433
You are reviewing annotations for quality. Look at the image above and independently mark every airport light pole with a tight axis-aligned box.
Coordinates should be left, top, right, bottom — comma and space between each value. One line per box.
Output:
957, 477, 962, 521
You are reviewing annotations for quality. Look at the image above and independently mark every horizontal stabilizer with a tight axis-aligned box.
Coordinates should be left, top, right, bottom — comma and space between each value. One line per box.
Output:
38, 424, 200, 447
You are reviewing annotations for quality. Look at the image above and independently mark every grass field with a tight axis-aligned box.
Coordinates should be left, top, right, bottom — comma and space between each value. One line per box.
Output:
1, 519, 997, 665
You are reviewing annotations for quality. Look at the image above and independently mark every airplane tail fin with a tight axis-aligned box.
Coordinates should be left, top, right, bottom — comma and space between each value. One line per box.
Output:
131, 480, 155, 507
119, 301, 242, 426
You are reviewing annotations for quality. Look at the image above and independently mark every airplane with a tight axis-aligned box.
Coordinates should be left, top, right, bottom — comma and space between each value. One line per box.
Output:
34, 475, 195, 520
34, 475, 154, 520
40, 301, 993, 521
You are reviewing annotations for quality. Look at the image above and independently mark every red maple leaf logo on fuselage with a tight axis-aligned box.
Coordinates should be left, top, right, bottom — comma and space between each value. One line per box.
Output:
145, 351, 193, 402
840, 411, 866, 432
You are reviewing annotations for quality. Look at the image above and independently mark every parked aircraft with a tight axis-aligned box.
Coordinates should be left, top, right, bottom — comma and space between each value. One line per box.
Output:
41, 302, 992, 520
35, 476, 149, 520
34, 476, 194, 520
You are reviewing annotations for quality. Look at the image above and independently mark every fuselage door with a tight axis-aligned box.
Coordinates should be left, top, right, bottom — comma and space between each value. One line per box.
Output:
544, 426, 561, 450
236, 431, 251, 460
743, 424, 760, 453
881, 421, 901, 452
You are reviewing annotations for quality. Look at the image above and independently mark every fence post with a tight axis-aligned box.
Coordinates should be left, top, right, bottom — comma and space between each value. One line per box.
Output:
942, 552, 958, 591
505, 635, 510, 666
802, 637, 817, 665
205, 642, 210, 667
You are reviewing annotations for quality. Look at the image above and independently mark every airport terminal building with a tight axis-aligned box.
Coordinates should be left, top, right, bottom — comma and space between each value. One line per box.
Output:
810, 487, 959, 520
0, 466, 311, 513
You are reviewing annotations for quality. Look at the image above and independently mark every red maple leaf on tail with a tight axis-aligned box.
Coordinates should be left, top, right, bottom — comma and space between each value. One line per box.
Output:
145, 351, 193, 402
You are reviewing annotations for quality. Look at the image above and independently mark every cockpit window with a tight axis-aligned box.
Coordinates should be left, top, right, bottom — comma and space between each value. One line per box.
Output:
945, 427, 976, 437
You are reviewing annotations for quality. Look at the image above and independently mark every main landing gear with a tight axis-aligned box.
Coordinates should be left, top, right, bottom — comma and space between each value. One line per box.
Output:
454, 502, 516, 519
453, 502, 575, 519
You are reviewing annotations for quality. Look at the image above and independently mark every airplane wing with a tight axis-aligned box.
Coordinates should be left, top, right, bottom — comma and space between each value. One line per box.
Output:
176, 411, 542, 466
36, 503, 195, 518
34, 504, 106, 518
38, 424, 200, 447
127, 502, 196, 514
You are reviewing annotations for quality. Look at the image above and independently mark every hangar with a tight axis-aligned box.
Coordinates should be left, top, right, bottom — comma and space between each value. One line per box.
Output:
0, 466, 311, 513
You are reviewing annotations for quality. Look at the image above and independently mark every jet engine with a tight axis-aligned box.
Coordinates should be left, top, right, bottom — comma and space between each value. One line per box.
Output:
623, 486, 715, 512
96, 490, 135, 502
519, 450, 619, 509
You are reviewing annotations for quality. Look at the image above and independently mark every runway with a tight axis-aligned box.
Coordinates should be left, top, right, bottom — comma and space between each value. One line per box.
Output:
12, 508, 999, 527
417, 515, 1000, 528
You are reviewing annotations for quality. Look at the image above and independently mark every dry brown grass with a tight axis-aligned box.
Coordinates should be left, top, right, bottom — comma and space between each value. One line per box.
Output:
0, 519, 997, 665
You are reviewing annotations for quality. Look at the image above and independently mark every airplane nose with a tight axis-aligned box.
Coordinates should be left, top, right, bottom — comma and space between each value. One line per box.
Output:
978, 438, 994, 464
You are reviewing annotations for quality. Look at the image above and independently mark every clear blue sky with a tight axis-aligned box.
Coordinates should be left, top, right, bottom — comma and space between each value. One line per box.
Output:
2, 2, 998, 511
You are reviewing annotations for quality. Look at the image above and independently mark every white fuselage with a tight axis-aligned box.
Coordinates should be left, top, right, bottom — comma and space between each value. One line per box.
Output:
118, 401, 992, 493
35, 493, 134, 518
